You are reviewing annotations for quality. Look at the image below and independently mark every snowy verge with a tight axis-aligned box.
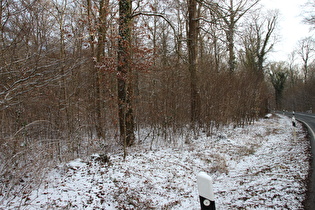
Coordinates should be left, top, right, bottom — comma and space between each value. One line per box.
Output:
1, 114, 311, 209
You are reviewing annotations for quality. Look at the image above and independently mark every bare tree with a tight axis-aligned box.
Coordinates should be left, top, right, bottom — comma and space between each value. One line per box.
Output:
297, 37, 315, 83
241, 11, 278, 79
287, 51, 299, 88
213, 0, 259, 72
302, 0, 315, 29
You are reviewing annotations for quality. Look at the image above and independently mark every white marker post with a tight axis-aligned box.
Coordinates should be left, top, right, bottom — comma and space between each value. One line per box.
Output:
292, 113, 297, 141
197, 172, 215, 210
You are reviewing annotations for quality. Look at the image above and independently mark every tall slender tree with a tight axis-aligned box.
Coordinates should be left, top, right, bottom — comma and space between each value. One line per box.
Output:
95, 0, 109, 139
117, 0, 135, 152
187, 0, 201, 125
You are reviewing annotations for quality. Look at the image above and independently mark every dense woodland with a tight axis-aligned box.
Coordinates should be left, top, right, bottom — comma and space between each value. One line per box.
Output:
0, 0, 315, 199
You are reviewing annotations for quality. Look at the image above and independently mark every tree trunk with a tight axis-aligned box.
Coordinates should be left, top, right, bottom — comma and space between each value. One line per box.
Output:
95, 0, 109, 139
187, 0, 200, 125
87, 0, 102, 139
117, 0, 135, 149
87, 0, 109, 139
227, 20, 236, 73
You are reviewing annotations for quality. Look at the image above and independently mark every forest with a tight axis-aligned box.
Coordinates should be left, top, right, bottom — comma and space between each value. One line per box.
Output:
0, 0, 315, 201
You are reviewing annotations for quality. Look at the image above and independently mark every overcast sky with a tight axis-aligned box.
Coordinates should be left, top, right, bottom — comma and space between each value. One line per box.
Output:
261, 0, 313, 62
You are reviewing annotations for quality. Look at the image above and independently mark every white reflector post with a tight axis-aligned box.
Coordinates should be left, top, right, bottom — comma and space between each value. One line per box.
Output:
197, 172, 215, 210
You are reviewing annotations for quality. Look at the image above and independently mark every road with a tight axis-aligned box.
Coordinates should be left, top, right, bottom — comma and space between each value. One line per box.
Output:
281, 111, 315, 210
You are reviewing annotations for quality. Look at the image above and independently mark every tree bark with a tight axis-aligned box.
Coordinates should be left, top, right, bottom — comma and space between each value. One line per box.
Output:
95, 0, 109, 139
227, 21, 236, 73
187, 0, 201, 125
118, 0, 135, 149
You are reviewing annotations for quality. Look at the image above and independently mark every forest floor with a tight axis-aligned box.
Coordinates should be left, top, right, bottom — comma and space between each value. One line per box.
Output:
0, 114, 311, 209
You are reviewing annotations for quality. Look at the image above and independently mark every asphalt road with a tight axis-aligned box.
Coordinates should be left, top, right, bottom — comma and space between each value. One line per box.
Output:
281, 111, 315, 210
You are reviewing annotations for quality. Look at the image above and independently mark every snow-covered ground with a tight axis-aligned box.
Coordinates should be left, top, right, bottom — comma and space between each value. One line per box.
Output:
1, 114, 311, 209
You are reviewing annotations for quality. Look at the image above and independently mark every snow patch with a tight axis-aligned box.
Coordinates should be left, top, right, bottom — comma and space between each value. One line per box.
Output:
66, 158, 86, 170
1, 114, 311, 209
